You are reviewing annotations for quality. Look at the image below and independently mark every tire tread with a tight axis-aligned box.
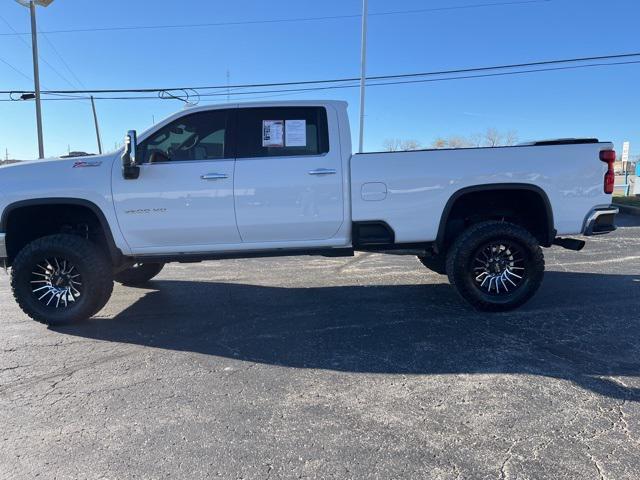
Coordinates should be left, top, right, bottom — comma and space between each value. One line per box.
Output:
10, 234, 113, 325
445, 221, 544, 312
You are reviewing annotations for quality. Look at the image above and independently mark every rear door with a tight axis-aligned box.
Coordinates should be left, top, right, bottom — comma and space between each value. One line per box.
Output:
233, 106, 344, 243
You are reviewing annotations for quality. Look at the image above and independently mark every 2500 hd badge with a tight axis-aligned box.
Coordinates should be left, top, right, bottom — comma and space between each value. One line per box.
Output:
124, 208, 168, 215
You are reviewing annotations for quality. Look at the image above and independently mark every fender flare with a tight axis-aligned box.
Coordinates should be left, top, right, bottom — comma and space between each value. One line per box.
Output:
435, 183, 556, 251
1, 197, 123, 264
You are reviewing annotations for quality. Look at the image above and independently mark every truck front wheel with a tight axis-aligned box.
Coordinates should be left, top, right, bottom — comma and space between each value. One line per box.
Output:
10, 234, 114, 325
114, 263, 164, 286
446, 221, 545, 312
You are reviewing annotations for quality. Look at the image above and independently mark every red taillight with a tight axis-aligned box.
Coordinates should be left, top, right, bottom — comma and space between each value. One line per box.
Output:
600, 150, 616, 163
600, 149, 616, 194
604, 171, 615, 194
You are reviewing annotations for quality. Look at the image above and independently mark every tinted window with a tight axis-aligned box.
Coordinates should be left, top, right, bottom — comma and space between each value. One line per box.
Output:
237, 107, 329, 158
138, 110, 230, 163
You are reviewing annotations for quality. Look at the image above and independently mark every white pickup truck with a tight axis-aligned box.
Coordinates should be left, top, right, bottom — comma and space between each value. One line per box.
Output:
0, 100, 618, 325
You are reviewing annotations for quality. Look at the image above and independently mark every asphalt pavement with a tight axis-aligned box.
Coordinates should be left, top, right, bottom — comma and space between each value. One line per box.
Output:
1, 216, 639, 479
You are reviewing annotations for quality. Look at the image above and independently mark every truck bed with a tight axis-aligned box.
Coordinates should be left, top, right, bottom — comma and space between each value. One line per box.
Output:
350, 142, 613, 244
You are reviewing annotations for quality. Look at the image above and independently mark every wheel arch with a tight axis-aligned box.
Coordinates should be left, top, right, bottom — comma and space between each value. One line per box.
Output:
435, 183, 555, 253
1, 198, 123, 265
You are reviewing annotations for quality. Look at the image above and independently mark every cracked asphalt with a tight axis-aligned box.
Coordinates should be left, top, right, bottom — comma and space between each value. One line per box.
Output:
1, 215, 639, 479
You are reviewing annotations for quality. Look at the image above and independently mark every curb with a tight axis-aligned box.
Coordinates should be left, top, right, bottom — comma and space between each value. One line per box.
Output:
613, 203, 640, 216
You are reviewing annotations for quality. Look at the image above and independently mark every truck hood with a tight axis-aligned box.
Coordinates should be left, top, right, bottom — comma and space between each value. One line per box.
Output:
0, 153, 116, 174
0, 154, 107, 170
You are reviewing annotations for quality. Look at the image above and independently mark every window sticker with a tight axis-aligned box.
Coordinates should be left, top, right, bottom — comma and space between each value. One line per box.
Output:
262, 120, 284, 147
285, 120, 307, 147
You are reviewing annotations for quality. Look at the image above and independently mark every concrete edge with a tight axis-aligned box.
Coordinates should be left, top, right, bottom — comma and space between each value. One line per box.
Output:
613, 203, 640, 216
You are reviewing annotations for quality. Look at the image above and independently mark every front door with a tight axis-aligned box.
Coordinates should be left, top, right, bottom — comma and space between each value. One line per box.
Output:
233, 106, 344, 243
112, 108, 240, 253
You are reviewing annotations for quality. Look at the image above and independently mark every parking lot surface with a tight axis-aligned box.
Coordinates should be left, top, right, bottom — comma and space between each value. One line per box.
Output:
1, 215, 639, 479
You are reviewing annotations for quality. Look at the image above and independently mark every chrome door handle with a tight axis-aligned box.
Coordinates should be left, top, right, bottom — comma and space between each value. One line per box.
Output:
201, 173, 229, 180
308, 168, 337, 176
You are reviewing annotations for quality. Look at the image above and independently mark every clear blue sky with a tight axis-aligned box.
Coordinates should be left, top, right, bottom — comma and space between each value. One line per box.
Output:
0, 0, 638, 159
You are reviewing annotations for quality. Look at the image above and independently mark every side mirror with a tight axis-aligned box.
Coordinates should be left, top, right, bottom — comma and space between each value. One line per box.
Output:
122, 130, 140, 180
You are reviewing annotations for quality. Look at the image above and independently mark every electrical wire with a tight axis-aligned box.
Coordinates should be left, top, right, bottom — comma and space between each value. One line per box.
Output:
39, 31, 85, 88
0, 55, 32, 82
3, 52, 640, 96
164, 59, 640, 100
0, 0, 551, 36
2, 58, 638, 103
0, 13, 75, 89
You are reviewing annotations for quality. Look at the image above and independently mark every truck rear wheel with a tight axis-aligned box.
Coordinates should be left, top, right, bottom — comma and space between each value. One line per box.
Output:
10, 234, 114, 325
114, 263, 164, 286
446, 221, 544, 312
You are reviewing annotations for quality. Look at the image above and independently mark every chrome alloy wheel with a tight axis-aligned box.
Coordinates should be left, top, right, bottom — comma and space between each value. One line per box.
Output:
30, 258, 82, 309
472, 242, 526, 295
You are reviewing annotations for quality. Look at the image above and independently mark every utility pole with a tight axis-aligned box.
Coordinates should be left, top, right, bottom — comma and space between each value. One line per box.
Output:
358, 0, 368, 153
29, 1, 44, 158
90, 96, 103, 154
15, 0, 54, 159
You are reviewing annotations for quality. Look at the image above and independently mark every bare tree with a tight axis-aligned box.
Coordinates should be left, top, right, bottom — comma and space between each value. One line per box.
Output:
431, 138, 448, 149
382, 138, 402, 152
382, 138, 422, 152
467, 132, 483, 147
431, 136, 472, 149
428, 129, 521, 150
504, 130, 519, 146
483, 128, 502, 147
400, 139, 422, 151
447, 136, 472, 148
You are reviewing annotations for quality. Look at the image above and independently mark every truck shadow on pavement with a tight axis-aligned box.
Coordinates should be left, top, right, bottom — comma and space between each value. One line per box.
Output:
56, 270, 640, 401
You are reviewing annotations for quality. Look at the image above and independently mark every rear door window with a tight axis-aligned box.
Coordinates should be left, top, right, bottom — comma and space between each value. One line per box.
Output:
236, 107, 329, 158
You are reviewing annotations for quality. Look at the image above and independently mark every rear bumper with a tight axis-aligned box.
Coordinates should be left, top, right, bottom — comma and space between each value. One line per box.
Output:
582, 207, 618, 236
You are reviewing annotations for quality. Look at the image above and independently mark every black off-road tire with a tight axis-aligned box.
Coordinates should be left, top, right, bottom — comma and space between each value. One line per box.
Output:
114, 263, 164, 286
417, 255, 447, 275
11, 234, 114, 325
446, 221, 545, 312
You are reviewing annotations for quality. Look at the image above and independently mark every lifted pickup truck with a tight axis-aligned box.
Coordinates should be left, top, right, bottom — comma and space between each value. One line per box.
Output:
0, 100, 618, 325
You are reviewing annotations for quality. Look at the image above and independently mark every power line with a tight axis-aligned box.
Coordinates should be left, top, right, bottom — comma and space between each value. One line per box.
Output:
2, 58, 638, 103
0, 0, 551, 36
0, 13, 75, 89
39, 31, 85, 88
360, 59, 640, 90
3, 51, 639, 95
0, 55, 32, 82
161, 59, 640, 99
